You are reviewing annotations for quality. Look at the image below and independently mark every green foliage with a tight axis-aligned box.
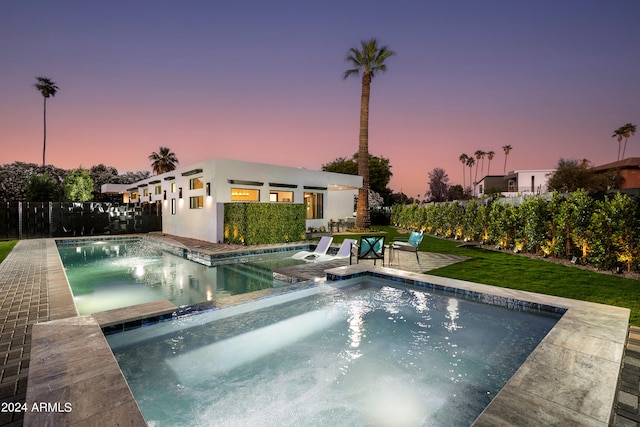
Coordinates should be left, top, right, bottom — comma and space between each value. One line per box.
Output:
520, 196, 550, 253
0, 161, 149, 202
224, 203, 306, 245
24, 173, 62, 201
391, 191, 640, 272
547, 158, 622, 192
63, 168, 94, 202
322, 153, 393, 204
0, 241, 18, 264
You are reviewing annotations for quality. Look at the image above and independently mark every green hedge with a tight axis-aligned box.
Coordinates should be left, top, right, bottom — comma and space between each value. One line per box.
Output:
223, 203, 306, 245
392, 190, 640, 272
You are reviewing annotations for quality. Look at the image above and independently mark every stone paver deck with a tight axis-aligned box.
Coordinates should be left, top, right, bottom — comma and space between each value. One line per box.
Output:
0, 240, 77, 426
0, 236, 638, 425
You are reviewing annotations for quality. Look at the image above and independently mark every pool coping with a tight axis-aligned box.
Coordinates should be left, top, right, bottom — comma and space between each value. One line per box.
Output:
24, 240, 629, 426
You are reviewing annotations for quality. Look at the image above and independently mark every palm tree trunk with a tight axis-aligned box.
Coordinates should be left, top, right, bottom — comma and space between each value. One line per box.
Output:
355, 74, 371, 230
503, 155, 508, 174
461, 164, 465, 189
617, 141, 622, 161
42, 97, 47, 167
622, 137, 628, 160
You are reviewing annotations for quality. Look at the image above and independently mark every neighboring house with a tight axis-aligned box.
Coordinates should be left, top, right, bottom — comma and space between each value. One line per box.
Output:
102, 158, 361, 243
591, 157, 640, 189
475, 175, 508, 196
475, 169, 555, 197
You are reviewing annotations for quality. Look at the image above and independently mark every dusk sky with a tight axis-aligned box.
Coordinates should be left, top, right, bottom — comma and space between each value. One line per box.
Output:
2, 1, 639, 198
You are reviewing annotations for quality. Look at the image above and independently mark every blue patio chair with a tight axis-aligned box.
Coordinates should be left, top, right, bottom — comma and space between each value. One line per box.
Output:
350, 236, 385, 266
392, 230, 424, 263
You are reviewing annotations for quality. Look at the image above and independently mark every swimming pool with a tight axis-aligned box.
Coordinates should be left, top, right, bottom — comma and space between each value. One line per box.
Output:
57, 238, 306, 314
108, 277, 560, 426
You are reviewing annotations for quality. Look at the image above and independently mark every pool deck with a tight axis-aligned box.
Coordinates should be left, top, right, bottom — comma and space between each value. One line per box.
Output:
0, 237, 637, 426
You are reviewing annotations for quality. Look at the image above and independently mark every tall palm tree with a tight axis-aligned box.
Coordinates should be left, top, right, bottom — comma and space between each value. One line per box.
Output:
148, 147, 179, 175
459, 153, 469, 189
344, 38, 395, 230
474, 150, 485, 182
486, 150, 495, 175
33, 77, 59, 167
466, 156, 475, 196
612, 127, 623, 161
620, 123, 637, 160
502, 145, 513, 174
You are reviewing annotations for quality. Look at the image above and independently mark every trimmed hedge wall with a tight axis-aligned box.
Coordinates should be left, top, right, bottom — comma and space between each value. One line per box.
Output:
223, 202, 306, 245
392, 190, 640, 272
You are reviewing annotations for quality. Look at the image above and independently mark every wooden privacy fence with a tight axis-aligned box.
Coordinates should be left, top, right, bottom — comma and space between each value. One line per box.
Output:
0, 202, 162, 240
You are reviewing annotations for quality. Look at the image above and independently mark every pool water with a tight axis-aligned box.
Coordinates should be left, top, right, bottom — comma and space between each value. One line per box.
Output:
108, 278, 560, 426
57, 239, 305, 314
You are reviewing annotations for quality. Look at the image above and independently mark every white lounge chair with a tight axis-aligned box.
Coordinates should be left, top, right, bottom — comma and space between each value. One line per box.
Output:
312, 239, 357, 263
291, 236, 333, 260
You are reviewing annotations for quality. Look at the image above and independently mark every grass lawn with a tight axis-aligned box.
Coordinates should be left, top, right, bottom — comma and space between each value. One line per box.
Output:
334, 226, 640, 326
0, 240, 17, 264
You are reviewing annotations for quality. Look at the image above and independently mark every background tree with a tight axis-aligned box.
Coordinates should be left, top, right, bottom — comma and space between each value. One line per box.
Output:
344, 38, 395, 230
119, 170, 151, 184
620, 123, 637, 160
502, 144, 512, 174
89, 164, 120, 200
389, 191, 416, 205
447, 184, 465, 201
63, 168, 94, 202
613, 127, 624, 161
33, 77, 59, 166
458, 153, 468, 189
466, 156, 475, 195
149, 147, 179, 175
546, 159, 592, 193
24, 173, 62, 201
0, 162, 66, 202
486, 150, 495, 175
322, 153, 394, 205
0, 161, 150, 202
425, 167, 449, 202
474, 150, 485, 182
547, 158, 622, 192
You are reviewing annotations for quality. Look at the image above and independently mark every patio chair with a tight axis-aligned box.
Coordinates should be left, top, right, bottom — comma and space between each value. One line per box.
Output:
350, 236, 385, 266
392, 230, 424, 263
312, 239, 357, 263
292, 236, 333, 260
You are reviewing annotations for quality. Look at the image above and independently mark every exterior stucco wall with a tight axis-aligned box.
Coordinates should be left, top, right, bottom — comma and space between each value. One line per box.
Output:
110, 158, 361, 243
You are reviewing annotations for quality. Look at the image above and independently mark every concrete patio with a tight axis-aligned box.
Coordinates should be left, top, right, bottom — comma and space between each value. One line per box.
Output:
0, 237, 638, 426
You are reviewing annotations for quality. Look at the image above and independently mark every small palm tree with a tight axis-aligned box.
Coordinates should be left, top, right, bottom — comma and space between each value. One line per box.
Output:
612, 127, 624, 161
486, 150, 495, 175
33, 77, 59, 167
466, 156, 475, 195
474, 150, 486, 182
148, 147, 179, 175
344, 38, 395, 230
502, 145, 513, 174
459, 153, 469, 189
620, 123, 637, 160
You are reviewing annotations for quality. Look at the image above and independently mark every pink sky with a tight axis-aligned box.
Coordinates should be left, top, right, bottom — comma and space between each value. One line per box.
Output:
2, 1, 639, 199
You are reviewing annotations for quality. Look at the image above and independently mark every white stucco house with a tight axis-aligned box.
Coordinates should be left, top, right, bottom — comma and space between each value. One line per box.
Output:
102, 158, 362, 243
